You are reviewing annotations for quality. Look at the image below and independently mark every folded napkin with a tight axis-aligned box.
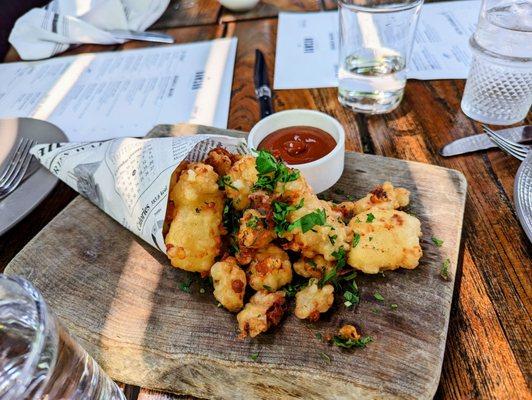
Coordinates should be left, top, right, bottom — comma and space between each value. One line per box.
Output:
9, 0, 170, 60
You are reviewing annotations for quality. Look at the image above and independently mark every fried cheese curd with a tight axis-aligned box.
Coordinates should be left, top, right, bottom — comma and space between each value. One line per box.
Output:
248, 244, 293, 291
293, 255, 335, 279
237, 209, 276, 249
165, 162, 224, 273
276, 175, 351, 261
338, 324, 361, 341
348, 209, 422, 274
204, 147, 241, 176
225, 155, 258, 210
294, 279, 334, 321
211, 257, 246, 312
237, 291, 287, 338
334, 182, 410, 220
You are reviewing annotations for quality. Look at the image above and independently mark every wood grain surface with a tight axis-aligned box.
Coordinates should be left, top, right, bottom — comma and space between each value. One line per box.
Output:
1, 1, 530, 399
5, 125, 466, 400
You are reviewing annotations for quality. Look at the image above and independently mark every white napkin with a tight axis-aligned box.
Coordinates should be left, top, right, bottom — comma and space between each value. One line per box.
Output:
9, 0, 170, 60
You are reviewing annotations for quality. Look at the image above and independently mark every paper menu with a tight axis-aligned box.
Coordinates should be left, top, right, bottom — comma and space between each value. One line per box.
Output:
0, 38, 237, 142
274, 1, 480, 89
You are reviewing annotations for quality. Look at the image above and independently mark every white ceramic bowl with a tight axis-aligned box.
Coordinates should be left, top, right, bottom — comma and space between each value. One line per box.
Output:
248, 109, 345, 193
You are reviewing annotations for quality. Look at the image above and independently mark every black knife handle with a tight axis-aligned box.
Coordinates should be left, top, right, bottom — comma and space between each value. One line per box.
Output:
255, 85, 273, 119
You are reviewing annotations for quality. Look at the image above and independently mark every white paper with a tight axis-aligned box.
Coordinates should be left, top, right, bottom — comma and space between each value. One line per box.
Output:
0, 38, 238, 141
274, 1, 480, 89
30, 135, 249, 252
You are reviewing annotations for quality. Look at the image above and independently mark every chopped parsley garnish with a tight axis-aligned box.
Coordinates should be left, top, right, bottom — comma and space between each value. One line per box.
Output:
390, 303, 398, 310
283, 282, 305, 298
272, 199, 304, 234
288, 208, 326, 233
319, 351, 331, 364
332, 248, 346, 270
262, 285, 273, 292
431, 236, 444, 247
343, 286, 359, 308
320, 248, 347, 287
246, 216, 260, 228
320, 268, 337, 287
368, 236, 373, 242
440, 258, 451, 280
328, 234, 337, 245
366, 213, 375, 223
346, 194, 355, 201
373, 291, 384, 301
222, 200, 241, 235
332, 335, 373, 349
249, 352, 260, 361
315, 332, 323, 341
253, 150, 299, 192
179, 278, 193, 293
352, 233, 361, 247
308, 259, 318, 268
218, 175, 236, 190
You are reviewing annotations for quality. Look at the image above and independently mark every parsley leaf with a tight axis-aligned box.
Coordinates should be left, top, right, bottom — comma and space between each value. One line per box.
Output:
366, 213, 375, 223
352, 233, 361, 247
253, 150, 299, 192
272, 199, 304, 234
288, 208, 326, 233
218, 175, 236, 190
262, 284, 273, 292
440, 258, 451, 280
431, 236, 444, 247
179, 278, 193, 293
246, 216, 260, 228
255, 150, 278, 174
332, 335, 373, 349
373, 291, 384, 301
390, 303, 398, 310
328, 234, 337, 245
283, 282, 305, 298
249, 352, 260, 361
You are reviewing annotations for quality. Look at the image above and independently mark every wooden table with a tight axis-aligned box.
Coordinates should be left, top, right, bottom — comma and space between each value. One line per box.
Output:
1, 1, 530, 399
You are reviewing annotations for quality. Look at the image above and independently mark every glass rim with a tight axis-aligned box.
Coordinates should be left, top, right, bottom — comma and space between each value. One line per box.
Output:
339, 0, 424, 13
0, 275, 54, 398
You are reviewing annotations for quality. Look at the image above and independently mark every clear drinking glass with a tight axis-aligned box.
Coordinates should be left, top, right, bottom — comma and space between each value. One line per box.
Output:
338, 0, 423, 114
0, 275, 126, 400
461, 0, 532, 125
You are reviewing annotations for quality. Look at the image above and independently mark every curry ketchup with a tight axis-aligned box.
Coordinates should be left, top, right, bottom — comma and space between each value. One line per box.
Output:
257, 126, 336, 164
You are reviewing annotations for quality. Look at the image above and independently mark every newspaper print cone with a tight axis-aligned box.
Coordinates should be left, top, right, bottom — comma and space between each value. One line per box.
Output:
30, 135, 248, 252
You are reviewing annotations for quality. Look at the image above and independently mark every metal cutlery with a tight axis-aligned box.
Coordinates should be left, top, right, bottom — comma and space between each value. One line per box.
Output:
483, 125, 530, 161
440, 125, 532, 157
109, 30, 175, 44
0, 138, 35, 200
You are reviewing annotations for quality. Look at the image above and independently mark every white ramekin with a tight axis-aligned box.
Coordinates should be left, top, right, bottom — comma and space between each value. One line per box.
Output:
248, 109, 345, 194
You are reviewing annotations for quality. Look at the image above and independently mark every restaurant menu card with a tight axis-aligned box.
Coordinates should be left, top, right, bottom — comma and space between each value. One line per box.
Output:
274, 0, 480, 89
0, 38, 237, 142
31, 135, 248, 251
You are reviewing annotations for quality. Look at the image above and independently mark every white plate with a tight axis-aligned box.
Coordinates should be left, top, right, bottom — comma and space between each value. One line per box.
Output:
514, 151, 532, 243
0, 118, 67, 236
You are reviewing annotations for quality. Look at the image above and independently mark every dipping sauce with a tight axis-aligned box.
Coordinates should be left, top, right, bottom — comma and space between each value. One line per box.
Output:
258, 126, 337, 164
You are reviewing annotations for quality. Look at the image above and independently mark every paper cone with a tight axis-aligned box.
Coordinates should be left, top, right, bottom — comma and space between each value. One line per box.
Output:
31, 135, 248, 252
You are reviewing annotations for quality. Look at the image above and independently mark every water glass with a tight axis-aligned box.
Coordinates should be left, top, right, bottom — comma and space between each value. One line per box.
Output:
338, 0, 423, 114
461, 0, 532, 125
0, 275, 126, 400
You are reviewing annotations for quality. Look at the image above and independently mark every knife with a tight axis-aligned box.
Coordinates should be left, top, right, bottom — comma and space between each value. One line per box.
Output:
440, 126, 532, 157
254, 49, 274, 119
108, 30, 175, 44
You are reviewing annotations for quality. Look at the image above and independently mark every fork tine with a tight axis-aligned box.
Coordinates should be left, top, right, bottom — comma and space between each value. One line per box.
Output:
483, 125, 529, 155
0, 140, 35, 200
485, 131, 526, 161
0, 139, 33, 190
0, 138, 28, 184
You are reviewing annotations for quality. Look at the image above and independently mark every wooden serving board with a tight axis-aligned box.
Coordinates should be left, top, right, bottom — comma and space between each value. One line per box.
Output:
5, 124, 467, 400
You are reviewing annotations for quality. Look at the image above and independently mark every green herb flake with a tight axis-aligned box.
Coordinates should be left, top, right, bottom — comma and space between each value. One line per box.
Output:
249, 352, 260, 361
284, 282, 305, 298
253, 150, 299, 192
374, 291, 384, 301
371, 307, 380, 314
218, 175, 236, 190
179, 278, 193, 293
328, 234, 337, 245
346, 195, 355, 201
333, 188, 345, 195
272, 199, 304, 234
255, 150, 278, 174
368, 236, 373, 242
390, 303, 398, 310
262, 285, 273, 292
315, 332, 323, 341
352, 233, 361, 248
366, 213, 375, 223
246, 216, 260, 228
288, 208, 327, 233
308, 259, 318, 268
440, 258, 451, 280
319, 351, 331, 364
431, 236, 444, 247
332, 335, 373, 349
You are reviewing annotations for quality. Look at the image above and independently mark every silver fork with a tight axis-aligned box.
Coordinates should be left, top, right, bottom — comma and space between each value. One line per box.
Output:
0, 138, 36, 200
483, 125, 530, 161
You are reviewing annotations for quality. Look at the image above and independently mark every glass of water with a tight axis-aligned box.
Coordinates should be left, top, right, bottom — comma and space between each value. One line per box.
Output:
460, 0, 532, 125
0, 275, 126, 400
338, 0, 423, 114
